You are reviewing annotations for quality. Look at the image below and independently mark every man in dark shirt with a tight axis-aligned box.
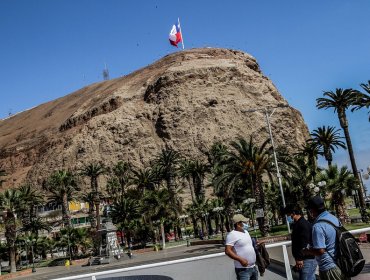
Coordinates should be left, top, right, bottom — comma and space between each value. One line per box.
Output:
284, 206, 317, 280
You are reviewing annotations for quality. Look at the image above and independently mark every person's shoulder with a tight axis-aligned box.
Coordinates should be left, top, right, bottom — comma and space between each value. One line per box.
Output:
298, 217, 312, 228
226, 230, 238, 237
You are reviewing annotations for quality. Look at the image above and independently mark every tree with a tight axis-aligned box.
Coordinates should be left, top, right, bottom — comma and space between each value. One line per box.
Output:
18, 184, 44, 230
317, 165, 356, 224
179, 159, 196, 203
316, 88, 366, 210
111, 161, 132, 196
353, 81, 370, 121
110, 196, 141, 245
43, 170, 79, 228
153, 148, 181, 194
308, 126, 346, 167
142, 188, 181, 244
81, 163, 106, 230
179, 159, 209, 202
130, 167, 161, 194
79, 192, 95, 229
0, 189, 20, 273
21, 217, 51, 238
214, 137, 274, 236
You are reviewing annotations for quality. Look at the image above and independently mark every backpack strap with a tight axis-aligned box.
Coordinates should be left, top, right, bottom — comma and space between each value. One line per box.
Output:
315, 219, 340, 262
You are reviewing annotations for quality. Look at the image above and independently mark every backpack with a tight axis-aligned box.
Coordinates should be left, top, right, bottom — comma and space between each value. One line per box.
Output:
317, 219, 365, 277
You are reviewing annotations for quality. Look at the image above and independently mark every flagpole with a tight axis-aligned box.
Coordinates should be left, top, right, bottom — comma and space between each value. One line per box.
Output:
178, 17, 185, 50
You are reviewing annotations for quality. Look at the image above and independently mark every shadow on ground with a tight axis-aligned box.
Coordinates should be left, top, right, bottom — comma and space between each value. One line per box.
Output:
101, 276, 173, 280
185, 245, 223, 253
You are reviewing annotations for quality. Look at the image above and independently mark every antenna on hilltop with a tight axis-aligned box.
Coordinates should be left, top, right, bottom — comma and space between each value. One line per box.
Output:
103, 63, 110, 80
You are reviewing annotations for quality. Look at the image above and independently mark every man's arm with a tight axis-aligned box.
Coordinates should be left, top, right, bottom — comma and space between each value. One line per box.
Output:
302, 224, 326, 257
302, 247, 326, 256
225, 245, 248, 267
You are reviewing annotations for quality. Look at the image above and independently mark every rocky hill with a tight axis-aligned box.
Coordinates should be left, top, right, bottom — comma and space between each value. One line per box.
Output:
0, 48, 309, 189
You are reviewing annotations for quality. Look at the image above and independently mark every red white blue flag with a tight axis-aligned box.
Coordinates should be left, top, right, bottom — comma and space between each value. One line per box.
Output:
169, 21, 183, 48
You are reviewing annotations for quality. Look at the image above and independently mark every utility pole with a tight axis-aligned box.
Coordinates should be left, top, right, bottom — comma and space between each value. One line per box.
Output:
242, 105, 291, 233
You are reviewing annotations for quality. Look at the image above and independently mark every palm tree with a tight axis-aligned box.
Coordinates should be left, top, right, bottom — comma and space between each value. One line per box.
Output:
18, 184, 44, 229
308, 126, 346, 167
80, 192, 95, 229
0, 169, 6, 187
179, 159, 196, 203
110, 196, 141, 245
0, 189, 20, 273
317, 165, 356, 224
142, 188, 181, 244
153, 148, 181, 194
179, 159, 209, 202
43, 170, 79, 227
21, 217, 51, 238
298, 142, 319, 172
130, 166, 161, 194
112, 161, 132, 196
80, 163, 106, 230
190, 160, 209, 202
316, 88, 366, 210
215, 137, 274, 236
353, 81, 370, 121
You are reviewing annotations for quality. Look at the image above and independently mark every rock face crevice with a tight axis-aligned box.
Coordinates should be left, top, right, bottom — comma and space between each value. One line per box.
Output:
0, 48, 309, 189
60, 96, 123, 131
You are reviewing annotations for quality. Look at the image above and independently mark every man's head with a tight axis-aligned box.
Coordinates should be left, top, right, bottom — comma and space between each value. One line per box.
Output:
232, 214, 249, 231
283, 205, 303, 222
307, 196, 326, 219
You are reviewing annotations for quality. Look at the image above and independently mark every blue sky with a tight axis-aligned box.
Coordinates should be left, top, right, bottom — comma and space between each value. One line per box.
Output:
1, 0, 369, 187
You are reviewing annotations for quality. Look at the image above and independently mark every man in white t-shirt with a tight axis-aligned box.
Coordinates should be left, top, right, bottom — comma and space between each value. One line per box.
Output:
225, 214, 258, 280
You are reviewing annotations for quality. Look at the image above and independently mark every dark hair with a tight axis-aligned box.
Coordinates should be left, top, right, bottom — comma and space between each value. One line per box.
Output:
283, 205, 303, 216
307, 196, 325, 211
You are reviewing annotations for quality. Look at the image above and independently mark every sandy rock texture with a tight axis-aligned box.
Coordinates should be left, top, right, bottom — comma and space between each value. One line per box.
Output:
0, 48, 309, 189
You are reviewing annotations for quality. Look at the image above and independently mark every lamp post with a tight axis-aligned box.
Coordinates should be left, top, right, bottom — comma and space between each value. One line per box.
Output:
242, 105, 290, 232
212, 207, 224, 241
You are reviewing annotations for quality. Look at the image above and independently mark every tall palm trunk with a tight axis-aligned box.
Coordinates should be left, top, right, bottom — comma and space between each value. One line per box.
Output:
187, 177, 196, 203
339, 112, 365, 209
254, 180, 268, 237
92, 177, 100, 230
62, 193, 70, 227
88, 202, 96, 228
94, 199, 100, 230
5, 212, 17, 273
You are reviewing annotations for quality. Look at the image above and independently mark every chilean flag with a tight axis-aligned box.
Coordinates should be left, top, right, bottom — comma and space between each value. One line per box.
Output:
169, 22, 182, 48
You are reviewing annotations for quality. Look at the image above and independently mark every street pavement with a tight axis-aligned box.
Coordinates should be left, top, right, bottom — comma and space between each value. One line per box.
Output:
13, 242, 370, 280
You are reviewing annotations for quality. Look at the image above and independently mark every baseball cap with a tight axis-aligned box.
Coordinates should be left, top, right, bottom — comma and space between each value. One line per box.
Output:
307, 196, 325, 210
232, 214, 249, 224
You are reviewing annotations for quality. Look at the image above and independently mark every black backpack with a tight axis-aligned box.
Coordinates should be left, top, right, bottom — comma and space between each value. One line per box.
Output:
317, 219, 365, 277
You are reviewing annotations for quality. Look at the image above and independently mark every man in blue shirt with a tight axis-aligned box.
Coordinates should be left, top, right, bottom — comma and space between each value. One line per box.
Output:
303, 196, 349, 280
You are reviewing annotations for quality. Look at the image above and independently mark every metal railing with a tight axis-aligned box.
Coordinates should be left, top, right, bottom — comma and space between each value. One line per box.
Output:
51, 227, 370, 280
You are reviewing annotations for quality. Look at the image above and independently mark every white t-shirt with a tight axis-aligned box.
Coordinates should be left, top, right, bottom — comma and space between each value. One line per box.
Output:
225, 230, 256, 268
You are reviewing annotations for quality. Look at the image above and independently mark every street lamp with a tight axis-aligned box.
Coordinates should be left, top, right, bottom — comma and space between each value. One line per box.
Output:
212, 207, 224, 241
242, 105, 290, 232
308, 181, 326, 195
